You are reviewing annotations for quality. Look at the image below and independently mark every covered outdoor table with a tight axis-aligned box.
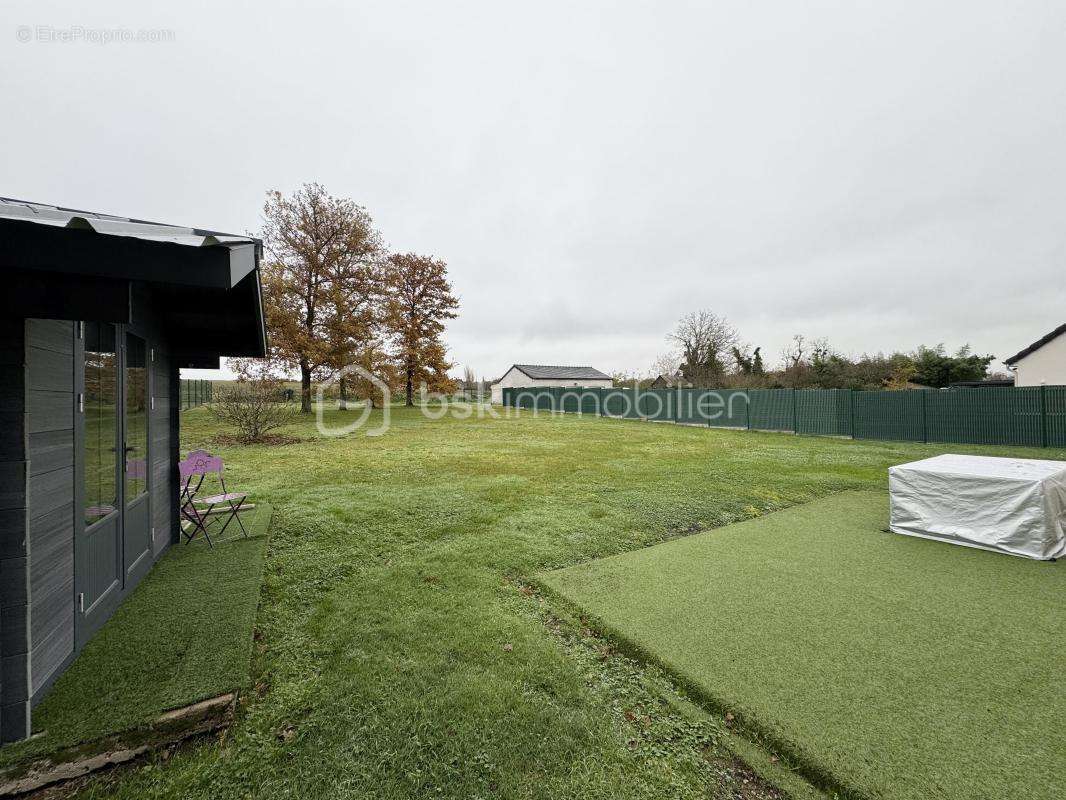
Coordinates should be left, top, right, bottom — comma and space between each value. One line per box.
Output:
889, 454, 1066, 560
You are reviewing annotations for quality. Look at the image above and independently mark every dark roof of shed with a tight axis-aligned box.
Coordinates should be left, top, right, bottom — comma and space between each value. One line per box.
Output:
0, 197, 260, 249
0, 197, 266, 363
650, 372, 692, 388
511, 364, 612, 380
1004, 323, 1066, 365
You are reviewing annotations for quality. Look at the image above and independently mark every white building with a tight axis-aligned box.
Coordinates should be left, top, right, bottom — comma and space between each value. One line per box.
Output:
491, 364, 613, 404
1005, 323, 1066, 386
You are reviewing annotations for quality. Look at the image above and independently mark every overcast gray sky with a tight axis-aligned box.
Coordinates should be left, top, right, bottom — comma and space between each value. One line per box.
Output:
3, 1, 1064, 380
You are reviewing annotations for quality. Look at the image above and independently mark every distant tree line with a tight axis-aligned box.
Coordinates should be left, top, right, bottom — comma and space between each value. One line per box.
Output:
259, 183, 459, 411
645, 311, 998, 390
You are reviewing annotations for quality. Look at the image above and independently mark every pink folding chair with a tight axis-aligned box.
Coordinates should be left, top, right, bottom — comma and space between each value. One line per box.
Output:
179, 450, 249, 547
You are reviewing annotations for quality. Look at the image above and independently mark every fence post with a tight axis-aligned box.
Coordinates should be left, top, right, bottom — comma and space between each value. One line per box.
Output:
746, 391, 751, 430
791, 389, 798, 434
921, 390, 928, 443
850, 389, 856, 439
1040, 384, 1048, 448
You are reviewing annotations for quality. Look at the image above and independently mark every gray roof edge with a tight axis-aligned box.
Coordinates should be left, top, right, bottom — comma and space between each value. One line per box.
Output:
510, 364, 613, 380
0, 196, 261, 248
1004, 323, 1066, 365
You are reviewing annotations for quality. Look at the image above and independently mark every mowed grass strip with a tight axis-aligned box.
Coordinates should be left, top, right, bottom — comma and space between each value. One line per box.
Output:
541, 491, 1066, 800
63, 408, 1066, 799
0, 504, 273, 768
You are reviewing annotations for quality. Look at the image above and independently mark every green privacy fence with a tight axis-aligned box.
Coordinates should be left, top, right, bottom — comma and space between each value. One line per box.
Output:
501, 385, 1066, 449
179, 378, 213, 410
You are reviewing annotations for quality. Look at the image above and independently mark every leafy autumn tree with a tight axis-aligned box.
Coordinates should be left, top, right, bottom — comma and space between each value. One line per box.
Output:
321, 227, 386, 411
347, 339, 398, 409
261, 183, 384, 413
382, 253, 460, 406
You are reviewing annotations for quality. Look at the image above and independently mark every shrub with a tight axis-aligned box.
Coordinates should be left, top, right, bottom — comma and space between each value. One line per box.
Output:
211, 376, 296, 443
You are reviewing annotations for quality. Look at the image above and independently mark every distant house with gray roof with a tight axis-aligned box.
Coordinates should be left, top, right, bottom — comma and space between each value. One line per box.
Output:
1004, 323, 1066, 386
490, 364, 613, 404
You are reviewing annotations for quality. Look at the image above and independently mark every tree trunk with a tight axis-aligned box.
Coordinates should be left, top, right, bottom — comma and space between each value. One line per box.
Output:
338, 376, 348, 411
405, 364, 414, 407
300, 360, 312, 413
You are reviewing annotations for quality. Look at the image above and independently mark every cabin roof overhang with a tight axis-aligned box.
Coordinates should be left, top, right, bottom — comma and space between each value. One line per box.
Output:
0, 198, 267, 363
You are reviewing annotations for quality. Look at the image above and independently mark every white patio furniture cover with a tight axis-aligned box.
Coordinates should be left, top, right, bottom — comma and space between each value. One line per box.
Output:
889, 454, 1066, 560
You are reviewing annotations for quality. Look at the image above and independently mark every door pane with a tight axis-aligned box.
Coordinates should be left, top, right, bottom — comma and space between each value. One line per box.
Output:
125, 333, 148, 501
83, 323, 118, 525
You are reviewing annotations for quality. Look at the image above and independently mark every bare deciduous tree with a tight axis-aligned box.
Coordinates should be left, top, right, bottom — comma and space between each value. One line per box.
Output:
650, 351, 682, 380
781, 334, 807, 370
668, 310, 738, 386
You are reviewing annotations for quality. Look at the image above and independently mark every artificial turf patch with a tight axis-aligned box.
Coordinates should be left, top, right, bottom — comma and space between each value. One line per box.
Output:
540, 491, 1066, 800
0, 504, 272, 768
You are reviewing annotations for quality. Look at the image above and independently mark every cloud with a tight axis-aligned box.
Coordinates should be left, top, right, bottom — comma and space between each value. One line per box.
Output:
3, 0, 1063, 380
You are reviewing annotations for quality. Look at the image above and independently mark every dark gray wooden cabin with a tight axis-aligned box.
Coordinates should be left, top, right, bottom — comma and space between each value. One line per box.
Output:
0, 198, 266, 741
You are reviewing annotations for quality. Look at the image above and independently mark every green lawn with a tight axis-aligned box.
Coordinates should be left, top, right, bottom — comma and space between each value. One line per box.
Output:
0, 505, 272, 770
541, 491, 1066, 800
60, 406, 1065, 799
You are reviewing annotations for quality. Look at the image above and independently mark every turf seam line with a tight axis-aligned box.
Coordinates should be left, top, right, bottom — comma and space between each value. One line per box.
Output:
530, 575, 871, 800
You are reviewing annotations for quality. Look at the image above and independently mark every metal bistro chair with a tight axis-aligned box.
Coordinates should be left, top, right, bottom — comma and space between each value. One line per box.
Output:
179, 450, 249, 547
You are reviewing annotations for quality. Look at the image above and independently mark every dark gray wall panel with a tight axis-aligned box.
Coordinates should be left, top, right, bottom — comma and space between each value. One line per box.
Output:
27, 391, 72, 434
0, 509, 26, 560
28, 430, 73, 477
0, 319, 29, 741
0, 557, 29, 609
27, 347, 73, 393
29, 504, 73, 605
27, 466, 73, 521
0, 462, 27, 512
24, 321, 75, 717
0, 655, 29, 706
25, 320, 74, 355
30, 620, 74, 696
30, 578, 72, 645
